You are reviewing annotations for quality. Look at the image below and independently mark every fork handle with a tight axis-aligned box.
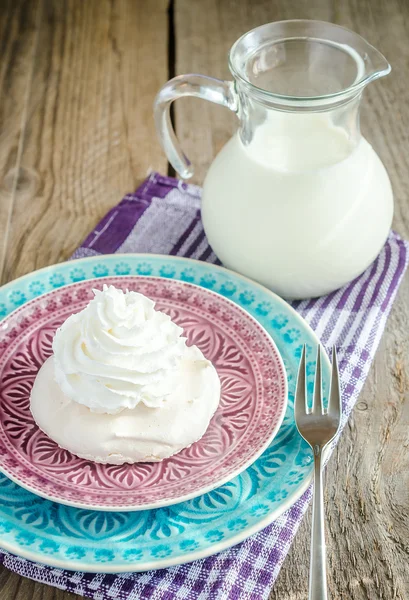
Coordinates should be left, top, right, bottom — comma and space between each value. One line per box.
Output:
309, 448, 328, 600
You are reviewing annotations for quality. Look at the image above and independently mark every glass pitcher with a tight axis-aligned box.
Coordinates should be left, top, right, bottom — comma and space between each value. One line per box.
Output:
154, 20, 393, 299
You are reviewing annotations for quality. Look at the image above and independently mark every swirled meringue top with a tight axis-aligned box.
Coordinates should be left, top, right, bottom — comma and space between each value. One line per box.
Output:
52, 285, 189, 414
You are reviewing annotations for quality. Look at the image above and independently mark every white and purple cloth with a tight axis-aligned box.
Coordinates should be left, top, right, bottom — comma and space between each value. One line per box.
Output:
1, 172, 408, 599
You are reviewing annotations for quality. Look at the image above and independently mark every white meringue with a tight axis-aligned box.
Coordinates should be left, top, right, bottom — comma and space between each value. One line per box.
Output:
30, 349, 220, 464
30, 285, 221, 464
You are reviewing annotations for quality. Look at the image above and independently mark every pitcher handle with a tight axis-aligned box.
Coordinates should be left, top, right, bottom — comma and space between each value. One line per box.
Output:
154, 75, 239, 179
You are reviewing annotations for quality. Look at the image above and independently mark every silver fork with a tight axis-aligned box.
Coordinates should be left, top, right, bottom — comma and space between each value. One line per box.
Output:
295, 345, 341, 600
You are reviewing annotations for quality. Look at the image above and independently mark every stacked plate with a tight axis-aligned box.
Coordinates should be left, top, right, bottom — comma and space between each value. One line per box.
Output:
0, 255, 330, 573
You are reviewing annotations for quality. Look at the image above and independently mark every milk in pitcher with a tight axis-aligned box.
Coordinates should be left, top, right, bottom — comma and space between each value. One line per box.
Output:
201, 111, 393, 298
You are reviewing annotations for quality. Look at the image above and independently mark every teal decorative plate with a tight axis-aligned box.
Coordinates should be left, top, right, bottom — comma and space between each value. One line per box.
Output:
0, 255, 330, 572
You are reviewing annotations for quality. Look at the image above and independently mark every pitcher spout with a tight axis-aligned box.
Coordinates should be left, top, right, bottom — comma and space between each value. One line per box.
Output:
354, 40, 391, 87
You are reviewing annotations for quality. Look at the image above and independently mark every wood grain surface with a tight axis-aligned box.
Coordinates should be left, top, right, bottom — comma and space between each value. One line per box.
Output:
0, 0, 168, 285
0, 0, 408, 598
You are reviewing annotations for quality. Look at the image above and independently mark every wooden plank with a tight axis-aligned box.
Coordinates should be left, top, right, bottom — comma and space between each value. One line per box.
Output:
0, 0, 168, 597
270, 1, 409, 598
0, 566, 82, 600
0, 0, 168, 285
0, 0, 41, 289
174, 1, 409, 599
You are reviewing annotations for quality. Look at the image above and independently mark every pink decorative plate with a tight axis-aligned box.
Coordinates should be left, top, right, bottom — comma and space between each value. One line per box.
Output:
0, 277, 287, 511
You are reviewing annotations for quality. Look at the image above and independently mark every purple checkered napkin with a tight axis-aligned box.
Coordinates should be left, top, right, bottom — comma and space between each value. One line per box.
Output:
0, 172, 407, 600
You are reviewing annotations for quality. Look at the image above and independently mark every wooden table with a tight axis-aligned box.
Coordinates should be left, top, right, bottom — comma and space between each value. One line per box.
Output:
0, 1, 408, 598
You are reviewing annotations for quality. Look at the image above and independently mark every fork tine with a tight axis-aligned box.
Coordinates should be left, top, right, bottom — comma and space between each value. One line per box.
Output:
312, 345, 323, 415
328, 346, 341, 421
295, 344, 307, 418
